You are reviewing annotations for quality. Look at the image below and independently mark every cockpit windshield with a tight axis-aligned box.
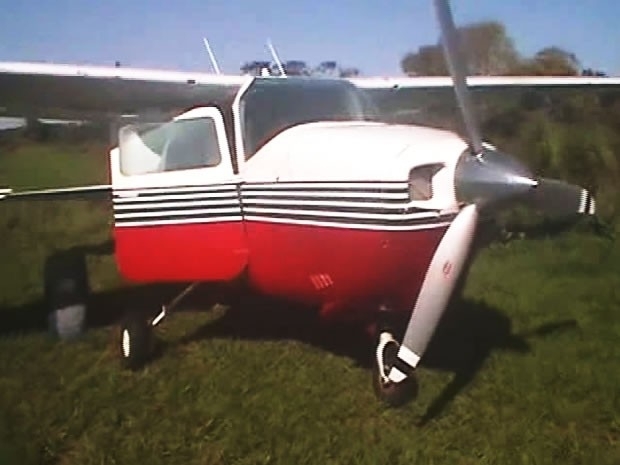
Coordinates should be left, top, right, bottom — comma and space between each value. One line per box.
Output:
239, 78, 380, 159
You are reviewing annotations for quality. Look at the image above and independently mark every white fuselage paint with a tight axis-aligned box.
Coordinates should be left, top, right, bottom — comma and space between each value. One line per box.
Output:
241, 121, 468, 213
110, 119, 469, 215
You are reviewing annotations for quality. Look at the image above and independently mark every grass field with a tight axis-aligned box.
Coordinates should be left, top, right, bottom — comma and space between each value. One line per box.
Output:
0, 141, 619, 464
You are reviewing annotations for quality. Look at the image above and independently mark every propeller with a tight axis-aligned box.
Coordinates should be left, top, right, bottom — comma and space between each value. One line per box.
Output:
433, 0, 595, 218
385, 0, 596, 387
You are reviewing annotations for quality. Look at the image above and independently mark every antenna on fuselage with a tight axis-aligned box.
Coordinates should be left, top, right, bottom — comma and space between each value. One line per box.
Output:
266, 39, 286, 77
202, 37, 222, 75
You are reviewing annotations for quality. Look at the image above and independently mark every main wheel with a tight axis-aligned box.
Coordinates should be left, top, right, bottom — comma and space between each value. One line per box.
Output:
372, 332, 419, 407
44, 252, 89, 341
119, 312, 153, 371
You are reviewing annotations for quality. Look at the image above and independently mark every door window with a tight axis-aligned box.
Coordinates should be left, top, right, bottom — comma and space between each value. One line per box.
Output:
119, 117, 222, 176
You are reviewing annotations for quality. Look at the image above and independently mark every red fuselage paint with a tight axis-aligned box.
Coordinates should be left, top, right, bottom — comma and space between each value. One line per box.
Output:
114, 221, 248, 283
113, 219, 447, 324
245, 221, 446, 320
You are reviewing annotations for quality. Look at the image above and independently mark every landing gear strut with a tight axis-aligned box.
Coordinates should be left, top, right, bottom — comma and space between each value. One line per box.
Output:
44, 252, 89, 341
118, 282, 199, 370
372, 330, 419, 407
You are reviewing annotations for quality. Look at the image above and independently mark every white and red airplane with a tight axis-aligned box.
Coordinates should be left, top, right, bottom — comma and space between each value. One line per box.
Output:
0, 0, 617, 406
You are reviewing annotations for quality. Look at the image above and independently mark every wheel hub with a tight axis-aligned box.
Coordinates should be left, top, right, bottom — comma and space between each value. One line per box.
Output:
122, 329, 130, 358
376, 331, 399, 383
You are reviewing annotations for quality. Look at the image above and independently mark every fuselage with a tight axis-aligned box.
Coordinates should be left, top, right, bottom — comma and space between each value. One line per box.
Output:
108, 76, 469, 322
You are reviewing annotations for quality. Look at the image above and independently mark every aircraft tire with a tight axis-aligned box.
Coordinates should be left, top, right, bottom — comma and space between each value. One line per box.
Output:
44, 252, 89, 341
372, 334, 419, 407
118, 312, 153, 371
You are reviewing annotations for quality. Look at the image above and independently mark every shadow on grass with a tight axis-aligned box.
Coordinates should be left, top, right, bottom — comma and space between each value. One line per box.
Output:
180, 293, 576, 426
0, 239, 579, 426
0, 238, 209, 335
493, 212, 615, 243
0, 281, 225, 337
416, 301, 577, 426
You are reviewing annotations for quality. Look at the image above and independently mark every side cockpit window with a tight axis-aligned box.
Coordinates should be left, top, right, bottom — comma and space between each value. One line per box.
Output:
119, 117, 222, 176
161, 118, 221, 171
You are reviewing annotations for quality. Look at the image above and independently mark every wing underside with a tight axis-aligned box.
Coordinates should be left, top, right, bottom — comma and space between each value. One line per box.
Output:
352, 75, 620, 119
0, 62, 245, 121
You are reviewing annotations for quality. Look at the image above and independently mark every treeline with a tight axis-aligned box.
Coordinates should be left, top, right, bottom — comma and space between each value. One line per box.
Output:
400, 21, 606, 77
240, 21, 608, 79
239, 59, 360, 77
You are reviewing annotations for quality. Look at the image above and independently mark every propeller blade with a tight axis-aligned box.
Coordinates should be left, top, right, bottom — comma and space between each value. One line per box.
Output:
526, 178, 596, 217
433, 0, 484, 155
388, 204, 479, 383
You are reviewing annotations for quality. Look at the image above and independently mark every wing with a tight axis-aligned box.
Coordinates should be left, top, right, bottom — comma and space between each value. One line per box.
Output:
2, 61, 620, 201
350, 75, 620, 89
0, 61, 248, 202
0, 61, 246, 121
0, 185, 112, 202
349, 75, 620, 120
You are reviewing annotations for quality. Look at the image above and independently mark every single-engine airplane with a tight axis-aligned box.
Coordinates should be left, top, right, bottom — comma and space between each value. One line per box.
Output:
0, 0, 618, 406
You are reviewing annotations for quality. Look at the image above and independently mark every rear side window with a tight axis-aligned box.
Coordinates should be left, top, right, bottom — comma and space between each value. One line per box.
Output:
119, 117, 222, 175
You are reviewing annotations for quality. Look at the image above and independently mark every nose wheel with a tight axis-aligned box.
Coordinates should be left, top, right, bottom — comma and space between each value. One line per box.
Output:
372, 331, 419, 407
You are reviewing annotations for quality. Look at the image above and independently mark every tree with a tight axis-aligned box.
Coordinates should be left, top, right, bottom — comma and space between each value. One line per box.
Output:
310, 61, 361, 77
315, 61, 339, 76
400, 45, 446, 76
400, 21, 519, 76
515, 47, 581, 76
460, 21, 520, 75
339, 67, 360, 78
240, 61, 272, 76
582, 68, 607, 77
283, 60, 309, 76
400, 21, 586, 77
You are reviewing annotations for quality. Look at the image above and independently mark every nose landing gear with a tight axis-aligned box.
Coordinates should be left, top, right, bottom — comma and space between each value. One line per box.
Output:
372, 330, 419, 407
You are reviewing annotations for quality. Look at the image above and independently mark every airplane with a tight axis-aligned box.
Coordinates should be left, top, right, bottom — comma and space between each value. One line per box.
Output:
0, 0, 618, 407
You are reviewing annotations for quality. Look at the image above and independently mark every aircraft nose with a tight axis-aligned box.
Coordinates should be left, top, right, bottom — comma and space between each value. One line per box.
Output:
454, 148, 538, 208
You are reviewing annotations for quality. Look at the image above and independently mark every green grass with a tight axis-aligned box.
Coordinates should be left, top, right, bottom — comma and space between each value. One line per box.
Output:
0, 142, 619, 464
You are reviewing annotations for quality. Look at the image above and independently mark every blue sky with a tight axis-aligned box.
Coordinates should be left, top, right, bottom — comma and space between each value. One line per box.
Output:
0, 0, 618, 76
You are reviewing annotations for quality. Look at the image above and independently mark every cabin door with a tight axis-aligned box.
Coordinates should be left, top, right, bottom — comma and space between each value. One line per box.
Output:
110, 106, 248, 283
